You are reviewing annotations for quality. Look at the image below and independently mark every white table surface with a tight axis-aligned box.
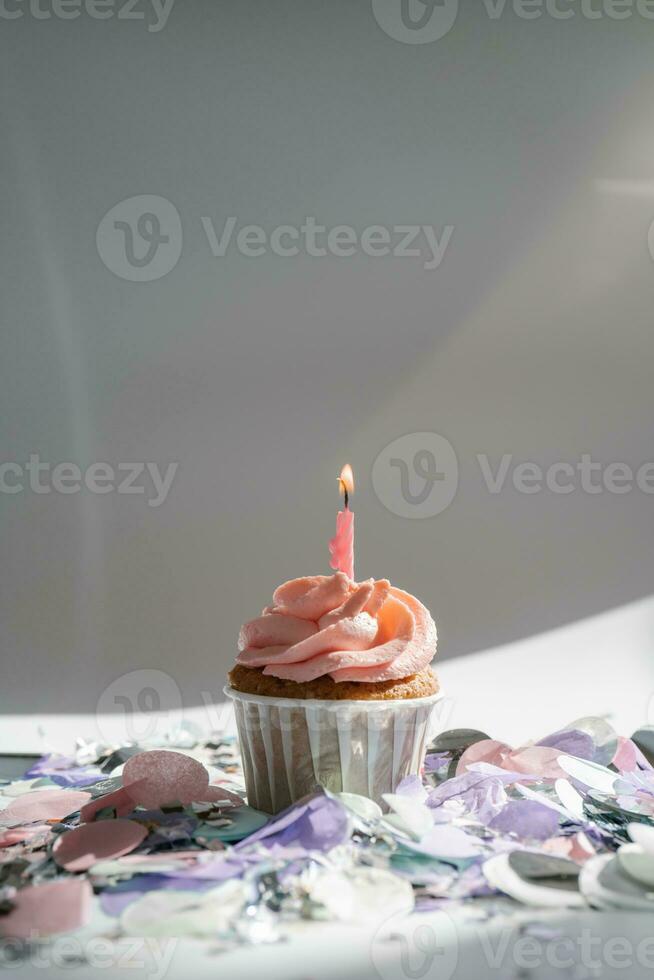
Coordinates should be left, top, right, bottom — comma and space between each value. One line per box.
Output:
6, 903, 654, 980
3, 595, 654, 980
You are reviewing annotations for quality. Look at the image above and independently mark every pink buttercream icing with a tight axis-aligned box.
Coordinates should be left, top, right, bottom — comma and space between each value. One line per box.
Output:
236, 572, 437, 683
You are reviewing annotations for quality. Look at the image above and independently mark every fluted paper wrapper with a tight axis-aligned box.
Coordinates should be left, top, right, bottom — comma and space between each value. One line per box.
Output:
224, 685, 444, 814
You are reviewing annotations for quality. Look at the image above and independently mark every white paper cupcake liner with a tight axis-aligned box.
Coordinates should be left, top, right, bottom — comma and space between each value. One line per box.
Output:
224, 685, 445, 814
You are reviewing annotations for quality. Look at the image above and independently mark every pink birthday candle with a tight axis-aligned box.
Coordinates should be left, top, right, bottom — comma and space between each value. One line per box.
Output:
329, 464, 354, 580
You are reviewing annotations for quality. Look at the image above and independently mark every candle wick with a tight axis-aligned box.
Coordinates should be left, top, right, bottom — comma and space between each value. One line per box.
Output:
338, 477, 349, 510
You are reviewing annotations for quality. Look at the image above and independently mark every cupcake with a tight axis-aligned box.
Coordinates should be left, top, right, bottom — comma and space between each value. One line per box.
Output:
225, 571, 440, 813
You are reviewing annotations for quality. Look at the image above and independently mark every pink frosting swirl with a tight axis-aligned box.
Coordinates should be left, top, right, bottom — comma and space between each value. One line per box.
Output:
236, 572, 437, 683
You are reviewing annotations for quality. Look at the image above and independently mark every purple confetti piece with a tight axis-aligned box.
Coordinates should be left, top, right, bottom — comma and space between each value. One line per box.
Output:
613, 769, 654, 806
99, 875, 217, 917
489, 800, 560, 841
97, 854, 265, 919
177, 854, 258, 880
24, 754, 75, 777
537, 729, 595, 760
474, 781, 510, 824
50, 768, 106, 788
427, 766, 525, 821
23, 754, 104, 788
424, 753, 450, 773
235, 792, 349, 853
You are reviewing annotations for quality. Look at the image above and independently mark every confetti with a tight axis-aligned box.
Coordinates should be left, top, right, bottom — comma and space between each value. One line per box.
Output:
2, 713, 654, 949
0, 879, 92, 938
2, 789, 91, 825
52, 818, 148, 872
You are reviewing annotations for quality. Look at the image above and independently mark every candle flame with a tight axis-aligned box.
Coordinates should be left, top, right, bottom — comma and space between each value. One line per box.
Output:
338, 464, 354, 498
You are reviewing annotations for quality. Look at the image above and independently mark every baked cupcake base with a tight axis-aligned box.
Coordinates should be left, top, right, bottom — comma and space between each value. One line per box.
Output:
228, 664, 439, 701
225, 678, 443, 813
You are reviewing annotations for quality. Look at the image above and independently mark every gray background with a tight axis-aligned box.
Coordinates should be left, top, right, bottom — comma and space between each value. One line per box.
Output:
2, 0, 654, 713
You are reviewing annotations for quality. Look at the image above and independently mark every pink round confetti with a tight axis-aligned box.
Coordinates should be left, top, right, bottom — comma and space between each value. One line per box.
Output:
456, 739, 512, 775
53, 818, 148, 872
122, 750, 209, 807
0, 879, 92, 939
3, 789, 91, 824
